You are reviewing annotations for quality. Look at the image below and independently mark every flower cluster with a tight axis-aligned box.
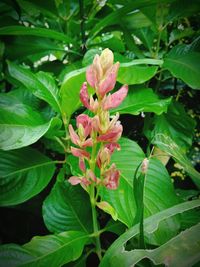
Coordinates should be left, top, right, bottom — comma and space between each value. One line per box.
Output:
68, 49, 128, 190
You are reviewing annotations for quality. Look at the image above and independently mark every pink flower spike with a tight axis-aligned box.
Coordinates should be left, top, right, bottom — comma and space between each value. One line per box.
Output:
80, 82, 90, 109
98, 63, 120, 97
102, 85, 128, 110
69, 124, 80, 146
68, 176, 81, 185
71, 147, 90, 159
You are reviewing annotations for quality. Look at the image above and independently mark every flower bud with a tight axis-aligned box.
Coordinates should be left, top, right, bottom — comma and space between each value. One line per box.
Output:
99, 48, 114, 73
97, 147, 111, 169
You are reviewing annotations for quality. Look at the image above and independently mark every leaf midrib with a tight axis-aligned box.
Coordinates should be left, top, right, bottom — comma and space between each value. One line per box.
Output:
165, 57, 199, 74
21, 234, 88, 266
2, 161, 56, 178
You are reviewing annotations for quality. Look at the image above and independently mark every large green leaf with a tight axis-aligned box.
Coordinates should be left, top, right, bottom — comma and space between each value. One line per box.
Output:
144, 101, 196, 151
43, 179, 93, 234
7, 62, 61, 113
0, 25, 76, 46
100, 138, 179, 244
112, 87, 171, 115
0, 94, 57, 150
60, 67, 87, 118
103, 223, 200, 267
0, 231, 88, 267
152, 134, 200, 188
163, 44, 200, 89
0, 147, 55, 206
100, 199, 200, 267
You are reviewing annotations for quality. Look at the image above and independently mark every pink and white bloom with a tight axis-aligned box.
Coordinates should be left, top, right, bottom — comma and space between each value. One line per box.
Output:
102, 85, 128, 110
96, 147, 111, 169
68, 176, 90, 186
69, 124, 93, 147
103, 164, 120, 190
97, 114, 123, 143
97, 63, 120, 98
76, 114, 92, 138
105, 143, 120, 153
71, 146, 90, 159
80, 82, 99, 112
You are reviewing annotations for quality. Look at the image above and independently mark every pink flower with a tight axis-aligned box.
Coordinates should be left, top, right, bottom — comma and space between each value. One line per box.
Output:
102, 85, 128, 110
76, 114, 92, 138
105, 143, 120, 153
96, 147, 111, 169
97, 119, 123, 143
68, 176, 90, 186
80, 82, 98, 112
69, 124, 93, 147
98, 63, 120, 98
71, 147, 90, 159
86, 55, 103, 88
79, 158, 86, 172
69, 124, 79, 146
103, 164, 120, 190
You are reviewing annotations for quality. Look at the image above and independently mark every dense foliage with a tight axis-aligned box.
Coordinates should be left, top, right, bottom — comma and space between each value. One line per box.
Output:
0, 0, 200, 266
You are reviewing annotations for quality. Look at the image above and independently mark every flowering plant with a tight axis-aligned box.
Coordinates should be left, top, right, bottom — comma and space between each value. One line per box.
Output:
68, 48, 128, 259
0, 1, 200, 266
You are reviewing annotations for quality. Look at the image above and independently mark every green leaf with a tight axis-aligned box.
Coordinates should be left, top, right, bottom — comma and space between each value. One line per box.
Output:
163, 45, 200, 89
0, 147, 55, 206
43, 180, 93, 234
0, 231, 88, 267
167, 0, 200, 22
88, 0, 161, 41
103, 223, 200, 267
60, 67, 87, 118
5, 36, 65, 59
8, 62, 61, 113
144, 101, 196, 151
88, 32, 125, 53
100, 199, 200, 267
0, 94, 56, 150
100, 138, 179, 245
118, 65, 158, 84
169, 28, 195, 45
0, 25, 76, 46
117, 59, 162, 85
152, 134, 200, 188
111, 87, 172, 115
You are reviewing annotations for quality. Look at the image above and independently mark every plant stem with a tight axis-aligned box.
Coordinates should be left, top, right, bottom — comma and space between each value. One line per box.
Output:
90, 191, 102, 260
79, 0, 86, 53
89, 136, 102, 260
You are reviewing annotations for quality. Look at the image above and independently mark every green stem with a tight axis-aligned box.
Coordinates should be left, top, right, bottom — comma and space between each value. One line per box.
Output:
90, 191, 102, 260
89, 136, 102, 260
79, 0, 86, 53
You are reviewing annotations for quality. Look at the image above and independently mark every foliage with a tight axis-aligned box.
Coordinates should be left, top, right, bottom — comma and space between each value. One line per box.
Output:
0, 0, 200, 266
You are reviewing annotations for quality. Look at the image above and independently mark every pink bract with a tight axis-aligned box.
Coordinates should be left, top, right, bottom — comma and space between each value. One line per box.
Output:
102, 85, 128, 110
71, 147, 90, 159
